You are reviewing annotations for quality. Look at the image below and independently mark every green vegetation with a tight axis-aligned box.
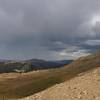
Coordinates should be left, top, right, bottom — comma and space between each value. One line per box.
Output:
0, 52, 100, 99
0, 62, 33, 73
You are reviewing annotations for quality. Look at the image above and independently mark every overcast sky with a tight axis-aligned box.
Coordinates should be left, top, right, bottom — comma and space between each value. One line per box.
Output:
0, 0, 100, 60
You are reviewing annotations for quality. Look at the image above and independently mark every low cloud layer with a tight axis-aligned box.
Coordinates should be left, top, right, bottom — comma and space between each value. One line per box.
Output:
0, 0, 100, 60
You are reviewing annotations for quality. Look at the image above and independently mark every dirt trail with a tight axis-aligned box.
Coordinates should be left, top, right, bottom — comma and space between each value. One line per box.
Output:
21, 67, 100, 100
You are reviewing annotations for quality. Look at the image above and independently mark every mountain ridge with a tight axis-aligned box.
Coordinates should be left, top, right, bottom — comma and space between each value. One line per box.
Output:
0, 59, 73, 73
0, 51, 100, 99
21, 51, 100, 100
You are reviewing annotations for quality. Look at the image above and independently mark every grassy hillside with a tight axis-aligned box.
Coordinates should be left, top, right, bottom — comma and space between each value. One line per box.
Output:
0, 52, 100, 99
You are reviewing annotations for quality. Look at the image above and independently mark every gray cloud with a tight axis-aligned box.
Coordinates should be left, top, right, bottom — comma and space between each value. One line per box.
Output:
0, 0, 100, 60
85, 40, 100, 46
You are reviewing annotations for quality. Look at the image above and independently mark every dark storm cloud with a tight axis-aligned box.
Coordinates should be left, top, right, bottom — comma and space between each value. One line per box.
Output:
0, 0, 100, 60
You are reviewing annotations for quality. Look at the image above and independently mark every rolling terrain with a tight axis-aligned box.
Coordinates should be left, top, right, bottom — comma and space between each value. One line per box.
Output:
0, 51, 100, 99
0, 59, 72, 73
24, 66, 100, 100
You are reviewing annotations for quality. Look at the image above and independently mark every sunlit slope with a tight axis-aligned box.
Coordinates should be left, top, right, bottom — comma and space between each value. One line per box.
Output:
24, 65, 100, 100
0, 51, 100, 99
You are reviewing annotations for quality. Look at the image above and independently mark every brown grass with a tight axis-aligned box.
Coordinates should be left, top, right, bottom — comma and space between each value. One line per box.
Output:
0, 51, 100, 99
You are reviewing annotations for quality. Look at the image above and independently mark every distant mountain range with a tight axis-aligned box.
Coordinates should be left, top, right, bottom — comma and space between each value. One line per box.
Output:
0, 59, 73, 73
26, 59, 73, 69
0, 59, 10, 62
